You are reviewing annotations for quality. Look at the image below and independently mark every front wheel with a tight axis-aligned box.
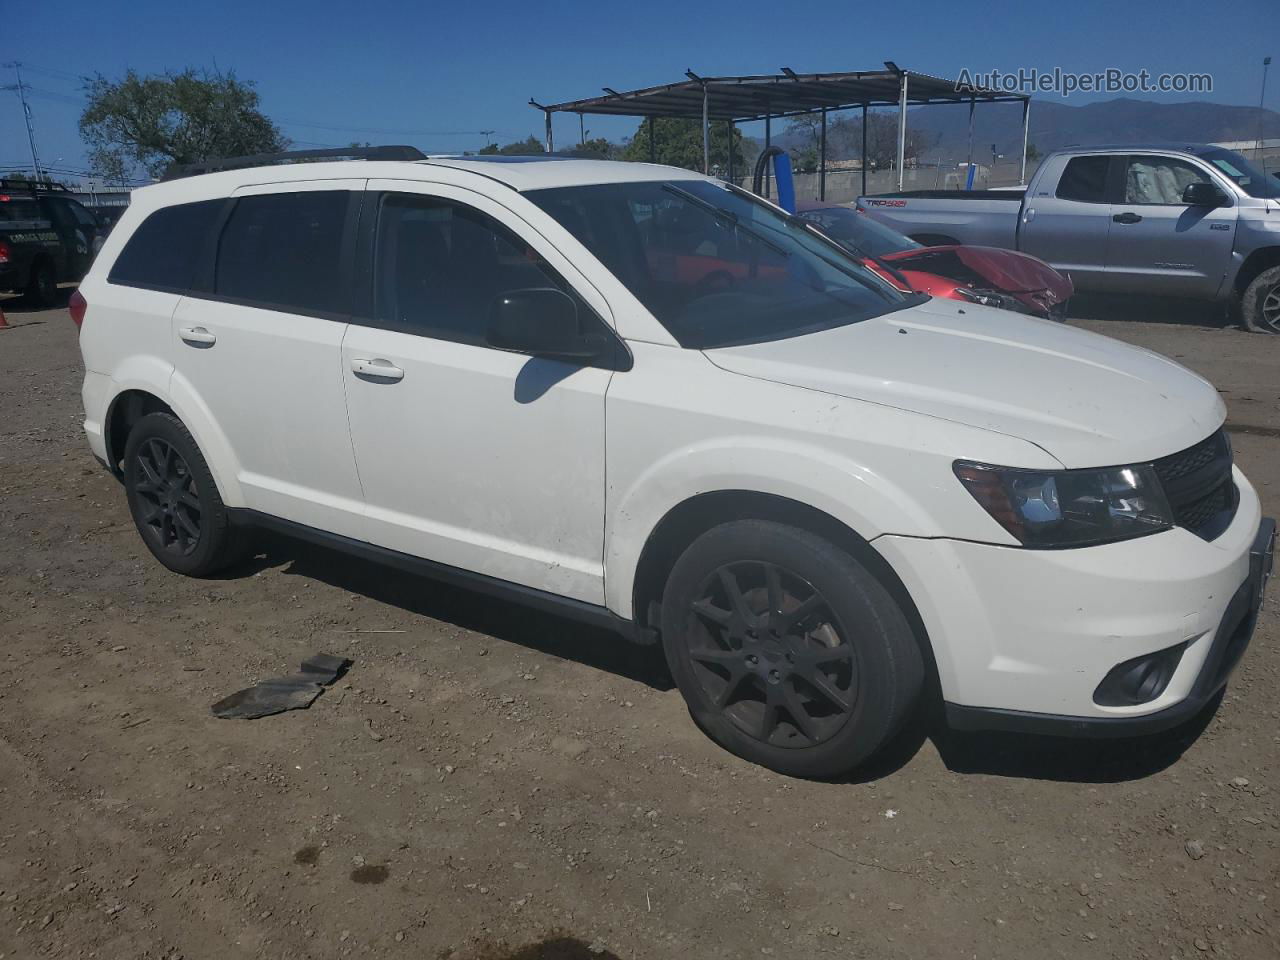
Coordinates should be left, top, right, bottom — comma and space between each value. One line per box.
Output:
123, 412, 249, 576
1239, 265, 1280, 334
660, 520, 924, 779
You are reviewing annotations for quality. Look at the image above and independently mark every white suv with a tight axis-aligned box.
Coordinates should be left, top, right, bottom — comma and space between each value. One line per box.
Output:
77, 150, 1274, 778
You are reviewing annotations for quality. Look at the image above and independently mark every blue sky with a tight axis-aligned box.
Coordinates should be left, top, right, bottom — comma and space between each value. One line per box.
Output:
3, 0, 1274, 181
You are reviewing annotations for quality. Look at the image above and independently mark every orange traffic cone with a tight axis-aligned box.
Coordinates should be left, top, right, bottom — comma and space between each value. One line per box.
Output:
0, 304, 8, 329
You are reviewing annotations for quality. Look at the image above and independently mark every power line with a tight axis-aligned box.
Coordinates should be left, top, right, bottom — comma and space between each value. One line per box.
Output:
19, 85, 83, 106
17, 63, 84, 84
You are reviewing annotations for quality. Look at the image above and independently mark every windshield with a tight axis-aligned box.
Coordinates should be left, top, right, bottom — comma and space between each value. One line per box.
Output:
796, 206, 922, 258
525, 179, 920, 349
1199, 148, 1280, 199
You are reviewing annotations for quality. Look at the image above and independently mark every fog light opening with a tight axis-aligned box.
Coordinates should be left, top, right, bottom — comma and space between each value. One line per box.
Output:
1093, 642, 1189, 707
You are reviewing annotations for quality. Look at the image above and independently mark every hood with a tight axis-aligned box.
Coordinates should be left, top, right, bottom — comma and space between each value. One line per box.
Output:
883, 245, 1072, 297
705, 298, 1224, 468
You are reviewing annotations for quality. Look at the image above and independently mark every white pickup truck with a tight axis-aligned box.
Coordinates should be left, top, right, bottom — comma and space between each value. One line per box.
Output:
858, 144, 1280, 332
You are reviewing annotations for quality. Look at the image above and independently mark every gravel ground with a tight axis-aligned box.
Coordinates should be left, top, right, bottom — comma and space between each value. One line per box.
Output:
1, 292, 1277, 960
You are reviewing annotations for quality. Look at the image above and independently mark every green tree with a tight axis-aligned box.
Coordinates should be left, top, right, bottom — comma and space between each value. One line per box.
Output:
578, 137, 619, 159
80, 69, 286, 181
786, 113, 823, 155
622, 118, 747, 174
479, 135, 545, 156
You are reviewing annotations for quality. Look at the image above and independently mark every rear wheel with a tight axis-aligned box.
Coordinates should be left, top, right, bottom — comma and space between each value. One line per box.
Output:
25, 259, 57, 308
123, 412, 249, 576
1239, 265, 1280, 333
660, 520, 923, 779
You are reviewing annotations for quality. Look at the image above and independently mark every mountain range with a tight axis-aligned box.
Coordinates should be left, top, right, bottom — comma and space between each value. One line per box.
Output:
768, 98, 1280, 161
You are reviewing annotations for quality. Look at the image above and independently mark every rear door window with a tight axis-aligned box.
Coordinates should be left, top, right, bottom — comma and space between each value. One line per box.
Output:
214, 191, 350, 317
108, 199, 224, 292
1055, 156, 1112, 203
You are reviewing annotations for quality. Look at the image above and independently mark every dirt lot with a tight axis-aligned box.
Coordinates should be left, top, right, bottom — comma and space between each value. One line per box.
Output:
1, 294, 1278, 960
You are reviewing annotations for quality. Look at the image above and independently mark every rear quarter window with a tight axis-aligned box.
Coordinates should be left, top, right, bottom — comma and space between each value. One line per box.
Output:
108, 200, 224, 293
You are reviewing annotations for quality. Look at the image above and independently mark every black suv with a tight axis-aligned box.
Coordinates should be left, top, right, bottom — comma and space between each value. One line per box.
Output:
0, 179, 106, 307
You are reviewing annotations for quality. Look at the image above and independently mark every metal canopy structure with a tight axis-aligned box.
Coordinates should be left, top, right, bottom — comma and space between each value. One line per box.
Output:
532, 64, 1032, 196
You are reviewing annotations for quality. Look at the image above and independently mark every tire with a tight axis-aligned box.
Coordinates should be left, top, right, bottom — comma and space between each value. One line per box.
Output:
660, 520, 923, 779
25, 259, 57, 308
123, 412, 250, 577
1239, 265, 1280, 334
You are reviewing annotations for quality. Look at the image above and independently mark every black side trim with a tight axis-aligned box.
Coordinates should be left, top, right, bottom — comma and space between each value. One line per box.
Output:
946, 516, 1275, 739
229, 509, 637, 640
945, 697, 1212, 739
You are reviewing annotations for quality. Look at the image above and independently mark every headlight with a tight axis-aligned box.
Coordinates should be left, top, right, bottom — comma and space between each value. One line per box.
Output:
954, 461, 1174, 548
954, 287, 1012, 309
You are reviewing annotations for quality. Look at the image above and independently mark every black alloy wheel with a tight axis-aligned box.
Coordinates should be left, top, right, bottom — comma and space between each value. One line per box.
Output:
687, 560, 856, 748
661, 520, 924, 779
132, 437, 202, 556
122, 411, 249, 576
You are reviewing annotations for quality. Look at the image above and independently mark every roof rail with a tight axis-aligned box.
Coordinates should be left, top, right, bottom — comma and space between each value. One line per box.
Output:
161, 145, 427, 181
0, 177, 72, 195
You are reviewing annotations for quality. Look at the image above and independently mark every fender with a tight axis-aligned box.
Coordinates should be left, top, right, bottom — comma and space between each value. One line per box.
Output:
157, 366, 247, 507
102, 356, 245, 506
603, 435, 939, 619
99, 354, 175, 467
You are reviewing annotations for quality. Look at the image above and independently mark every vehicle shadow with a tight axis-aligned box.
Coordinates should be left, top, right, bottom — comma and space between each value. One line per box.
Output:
1069, 293, 1230, 329
248, 532, 675, 692
231, 534, 1218, 784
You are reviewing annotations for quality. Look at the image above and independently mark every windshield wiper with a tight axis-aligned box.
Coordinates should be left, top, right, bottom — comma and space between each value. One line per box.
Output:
828, 235, 914, 290
661, 183, 791, 258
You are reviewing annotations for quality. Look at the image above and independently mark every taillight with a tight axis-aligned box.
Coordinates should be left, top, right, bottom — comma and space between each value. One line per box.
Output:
0, 240, 11, 265
69, 289, 87, 329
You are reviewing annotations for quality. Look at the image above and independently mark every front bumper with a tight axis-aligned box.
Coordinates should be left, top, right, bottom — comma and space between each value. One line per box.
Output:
874, 468, 1272, 736
947, 516, 1274, 737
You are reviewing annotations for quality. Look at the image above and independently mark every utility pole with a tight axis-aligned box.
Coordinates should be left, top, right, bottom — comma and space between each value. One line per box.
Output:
2, 62, 42, 180
1259, 56, 1272, 175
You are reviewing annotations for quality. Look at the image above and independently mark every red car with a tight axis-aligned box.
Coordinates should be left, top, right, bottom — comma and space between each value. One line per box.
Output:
796, 202, 1073, 320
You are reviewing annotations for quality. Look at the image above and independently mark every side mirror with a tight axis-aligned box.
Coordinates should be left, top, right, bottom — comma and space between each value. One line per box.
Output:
486, 288, 600, 361
1182, 182, 1228, 206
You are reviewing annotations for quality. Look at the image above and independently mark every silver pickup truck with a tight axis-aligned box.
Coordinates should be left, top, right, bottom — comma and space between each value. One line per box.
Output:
858, 144, 1280, 332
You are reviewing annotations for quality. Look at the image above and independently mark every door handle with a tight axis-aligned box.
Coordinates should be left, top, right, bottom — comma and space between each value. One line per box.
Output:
351, 358, 404, 382
179, 325, 216, 347
1112, 212, 1143, 224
